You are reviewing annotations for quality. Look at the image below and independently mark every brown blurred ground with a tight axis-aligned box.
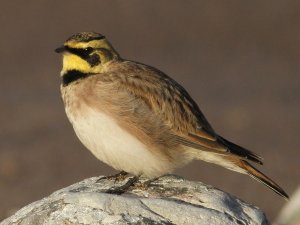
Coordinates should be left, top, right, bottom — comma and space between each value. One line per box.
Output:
0, 0, 299, 222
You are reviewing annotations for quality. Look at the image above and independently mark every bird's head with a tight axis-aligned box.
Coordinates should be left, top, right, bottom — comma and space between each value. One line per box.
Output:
55, 32, 120, 76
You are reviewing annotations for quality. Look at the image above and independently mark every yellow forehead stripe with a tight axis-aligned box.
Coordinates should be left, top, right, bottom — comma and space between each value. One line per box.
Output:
65, 39, 109, 49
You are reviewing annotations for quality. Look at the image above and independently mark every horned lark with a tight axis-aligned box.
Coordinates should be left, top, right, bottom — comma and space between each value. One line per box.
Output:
55, 32, 288, 199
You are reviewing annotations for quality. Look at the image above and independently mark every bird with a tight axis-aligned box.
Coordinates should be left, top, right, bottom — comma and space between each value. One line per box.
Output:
55, 31, 288, 199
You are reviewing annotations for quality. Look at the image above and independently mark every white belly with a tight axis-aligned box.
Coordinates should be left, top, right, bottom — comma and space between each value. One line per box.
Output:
66, 106, 174, 177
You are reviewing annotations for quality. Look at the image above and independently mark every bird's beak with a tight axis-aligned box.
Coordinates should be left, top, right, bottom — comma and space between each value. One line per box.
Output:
55, 46, 66, 53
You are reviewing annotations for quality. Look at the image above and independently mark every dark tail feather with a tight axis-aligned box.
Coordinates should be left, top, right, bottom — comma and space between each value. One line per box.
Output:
218, 136, 264, 165
241, 160, 289, 200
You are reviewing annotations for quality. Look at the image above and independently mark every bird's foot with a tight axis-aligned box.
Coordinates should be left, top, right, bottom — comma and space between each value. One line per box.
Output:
106, 176, 139, 195
134, 177, 160, 191
96, 171, 128, 183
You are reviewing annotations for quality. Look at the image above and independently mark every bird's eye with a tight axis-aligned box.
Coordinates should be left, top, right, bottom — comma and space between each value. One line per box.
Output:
84, 47, 93, 52
66, 47, 93, 58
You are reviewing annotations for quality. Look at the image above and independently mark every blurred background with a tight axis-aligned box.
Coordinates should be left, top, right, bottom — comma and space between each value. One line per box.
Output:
0, 0, 299, 223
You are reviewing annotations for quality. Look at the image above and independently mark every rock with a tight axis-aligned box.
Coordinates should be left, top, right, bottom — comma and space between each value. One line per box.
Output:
0, 175, 269, 225
275, 186, 300, 225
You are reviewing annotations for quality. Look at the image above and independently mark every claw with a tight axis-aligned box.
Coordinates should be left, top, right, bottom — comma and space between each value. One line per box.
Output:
96, 171, 128, 183
106, 176, 139, 195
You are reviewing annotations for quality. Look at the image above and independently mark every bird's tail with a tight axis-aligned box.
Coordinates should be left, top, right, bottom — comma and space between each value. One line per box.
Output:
193, 150, 289, 199
240, 160, 289, 200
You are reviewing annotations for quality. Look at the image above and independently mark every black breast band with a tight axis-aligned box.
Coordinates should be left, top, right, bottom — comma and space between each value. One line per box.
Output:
62, 70, 96, 86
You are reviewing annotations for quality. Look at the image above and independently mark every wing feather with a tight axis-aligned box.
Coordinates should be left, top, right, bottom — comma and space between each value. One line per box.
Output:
100, 61, 263, 164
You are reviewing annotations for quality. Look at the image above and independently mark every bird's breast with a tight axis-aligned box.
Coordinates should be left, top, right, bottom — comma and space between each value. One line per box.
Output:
62, 85, 181, 177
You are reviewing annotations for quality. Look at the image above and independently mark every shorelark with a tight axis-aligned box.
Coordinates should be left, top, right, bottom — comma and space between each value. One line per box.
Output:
55, 32, 288, 199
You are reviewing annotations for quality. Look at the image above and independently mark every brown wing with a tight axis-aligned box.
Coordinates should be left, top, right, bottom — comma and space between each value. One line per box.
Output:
101, 60, 263, 164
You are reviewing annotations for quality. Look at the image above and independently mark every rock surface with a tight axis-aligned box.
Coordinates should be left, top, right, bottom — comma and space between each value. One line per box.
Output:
0, 175, 269, 225
275, 186, 300, 225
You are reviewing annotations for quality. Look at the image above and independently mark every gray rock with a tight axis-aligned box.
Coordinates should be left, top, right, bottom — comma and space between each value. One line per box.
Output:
275, 186, 300, 225
0, 175, 270, 225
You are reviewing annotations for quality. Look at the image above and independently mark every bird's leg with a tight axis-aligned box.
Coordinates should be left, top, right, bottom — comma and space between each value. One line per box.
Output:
106, 175, 140, 195
143, 177, 160, 186
107, 171, 128, 181
134, 176, 161, 190
96, 171, 128, 183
